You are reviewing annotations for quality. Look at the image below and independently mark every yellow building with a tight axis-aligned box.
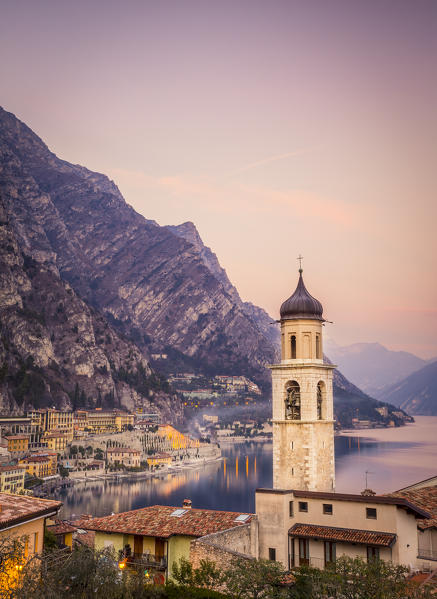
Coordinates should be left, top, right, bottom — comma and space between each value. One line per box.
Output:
28, 409, 74, 441
82, 505, 254, 582
46, 520, 76, 549
42, 431, 68, 452
0, 493, 62, 591
0, 465, 26, 493
19, 455, 53, 479
6, 434, 29, 456
147, 453, 172, 469
74, 409, 134, 434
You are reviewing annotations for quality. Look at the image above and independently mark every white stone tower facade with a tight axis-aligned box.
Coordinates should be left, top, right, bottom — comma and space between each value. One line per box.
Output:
271, 268, 335, 491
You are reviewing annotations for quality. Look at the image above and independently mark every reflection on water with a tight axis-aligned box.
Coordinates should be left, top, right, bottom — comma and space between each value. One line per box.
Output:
59, 416, 437, 519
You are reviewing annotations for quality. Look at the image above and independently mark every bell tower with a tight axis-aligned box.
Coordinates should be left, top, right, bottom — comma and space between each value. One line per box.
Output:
271, 262, 335, 491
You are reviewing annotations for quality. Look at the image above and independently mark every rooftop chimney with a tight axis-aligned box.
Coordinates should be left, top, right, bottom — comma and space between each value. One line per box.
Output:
182, 499, 192, 509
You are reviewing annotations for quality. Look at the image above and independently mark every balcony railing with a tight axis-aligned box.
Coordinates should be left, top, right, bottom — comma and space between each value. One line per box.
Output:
126, 553, 167, 570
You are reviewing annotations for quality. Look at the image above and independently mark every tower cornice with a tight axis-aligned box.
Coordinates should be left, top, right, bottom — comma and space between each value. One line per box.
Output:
269, 362, 337, 371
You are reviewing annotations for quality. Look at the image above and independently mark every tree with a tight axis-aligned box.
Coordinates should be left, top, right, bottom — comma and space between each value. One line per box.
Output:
223, 558, 287, 599
288, 557, 434, 599
58, 465, 69, 479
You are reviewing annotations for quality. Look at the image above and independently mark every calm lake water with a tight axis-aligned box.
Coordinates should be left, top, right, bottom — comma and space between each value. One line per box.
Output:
59, 416, 437, 519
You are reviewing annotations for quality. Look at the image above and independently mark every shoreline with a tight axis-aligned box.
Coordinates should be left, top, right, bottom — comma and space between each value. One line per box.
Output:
51, 452, 223, 489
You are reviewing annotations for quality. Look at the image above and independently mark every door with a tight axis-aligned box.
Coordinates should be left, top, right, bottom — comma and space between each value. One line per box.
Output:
324, 541, 336, 566
155, 538, 165, 560
288, 537, 295, 569
134, 535, 143, 557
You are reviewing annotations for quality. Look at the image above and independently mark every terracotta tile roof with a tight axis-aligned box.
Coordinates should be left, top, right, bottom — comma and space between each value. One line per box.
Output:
289, 523, 396, 547
80, 505, 254, 539
0, 493, 62, 529
47, 520, 77, 535
5, 435, 29, 440
389, 484, 437, 530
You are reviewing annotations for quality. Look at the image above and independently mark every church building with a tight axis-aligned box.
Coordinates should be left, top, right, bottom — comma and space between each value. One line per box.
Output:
255, 267, 431, 570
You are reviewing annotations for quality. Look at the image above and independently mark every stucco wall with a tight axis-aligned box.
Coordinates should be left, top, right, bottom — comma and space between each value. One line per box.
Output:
168, 535, 192, 579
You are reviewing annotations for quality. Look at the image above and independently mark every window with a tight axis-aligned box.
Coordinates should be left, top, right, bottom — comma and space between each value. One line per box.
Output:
366, 507, 377, 519
324, 541, 336, 565
33, 532, 38, 554
367, 546, 379, 562
298, 501, 308, 512
291, 335, 297, 359
285, 381, 301, 420
289, 501, 294, 517
299, 538, 309, 565
323, 504, 333, 515
317, 382, 324, 420
268, 548, 276, 561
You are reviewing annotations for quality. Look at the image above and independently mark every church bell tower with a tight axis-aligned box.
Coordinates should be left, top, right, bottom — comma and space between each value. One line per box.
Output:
271, 263, 335, 491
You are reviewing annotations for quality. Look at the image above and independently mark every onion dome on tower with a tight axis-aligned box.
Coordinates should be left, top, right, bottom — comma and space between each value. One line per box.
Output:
280, 269, 324, 321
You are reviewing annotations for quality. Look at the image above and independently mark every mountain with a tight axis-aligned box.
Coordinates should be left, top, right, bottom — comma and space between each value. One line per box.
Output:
378, 361, 437, 415
0, 107, 406, 427
0, 191, 179, 419
325, 339, 426, 397
0, 107, 277, 395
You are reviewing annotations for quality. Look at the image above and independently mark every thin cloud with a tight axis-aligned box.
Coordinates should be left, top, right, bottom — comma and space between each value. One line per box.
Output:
229, 148, 315, 176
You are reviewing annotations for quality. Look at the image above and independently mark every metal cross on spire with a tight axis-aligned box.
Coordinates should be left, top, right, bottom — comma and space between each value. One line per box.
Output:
297, 254, 303, 272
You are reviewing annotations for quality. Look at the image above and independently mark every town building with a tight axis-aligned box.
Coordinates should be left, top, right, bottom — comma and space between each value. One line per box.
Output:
80, 504, 255, 581
42, 431, 68, 452
106, 447, 141, 468
0, 465, 26, 493
256, 488, 429, 568
6, 434, 29, 457
0, 493, 62, 580
46, 520, 76, 549
147, 453, 172, 469
390, 476, 437, 569
19, 455, 55, 479
74, 409, 134, 434
28, 409, 74, 441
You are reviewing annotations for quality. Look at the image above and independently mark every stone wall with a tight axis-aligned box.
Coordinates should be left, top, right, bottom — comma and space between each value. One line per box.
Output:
190, 519, 258, 572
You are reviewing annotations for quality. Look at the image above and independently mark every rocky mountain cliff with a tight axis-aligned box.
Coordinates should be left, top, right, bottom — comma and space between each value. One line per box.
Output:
0, 107, 277, 398
379, 360, 437, 415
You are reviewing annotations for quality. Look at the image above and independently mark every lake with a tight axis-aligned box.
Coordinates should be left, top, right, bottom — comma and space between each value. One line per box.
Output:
58, 415, 437, 519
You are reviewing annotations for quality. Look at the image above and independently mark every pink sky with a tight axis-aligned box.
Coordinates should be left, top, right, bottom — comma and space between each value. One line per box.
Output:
1, 0, 436, 358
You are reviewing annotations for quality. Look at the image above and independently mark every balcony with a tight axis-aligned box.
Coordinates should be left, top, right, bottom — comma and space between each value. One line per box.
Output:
125, 553, 167, 571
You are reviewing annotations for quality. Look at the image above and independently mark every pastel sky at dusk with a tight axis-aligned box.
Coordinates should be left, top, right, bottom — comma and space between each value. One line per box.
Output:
1, 0, 436, 358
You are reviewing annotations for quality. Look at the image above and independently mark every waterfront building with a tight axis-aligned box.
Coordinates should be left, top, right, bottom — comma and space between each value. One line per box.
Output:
80, 504, 254, 582
106, 447, 141, 468
146, 453, 172, 469
0, 465, 26, 493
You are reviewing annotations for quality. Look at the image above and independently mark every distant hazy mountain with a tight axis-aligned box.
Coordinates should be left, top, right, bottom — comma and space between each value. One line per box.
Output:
379, 361, 437, 415
325, 339, 426, 397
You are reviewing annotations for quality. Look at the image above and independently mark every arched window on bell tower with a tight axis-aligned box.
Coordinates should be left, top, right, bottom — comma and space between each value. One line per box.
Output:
285, 381, 300, 420
317, 381, 325, 420
291, 335, 297, 359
